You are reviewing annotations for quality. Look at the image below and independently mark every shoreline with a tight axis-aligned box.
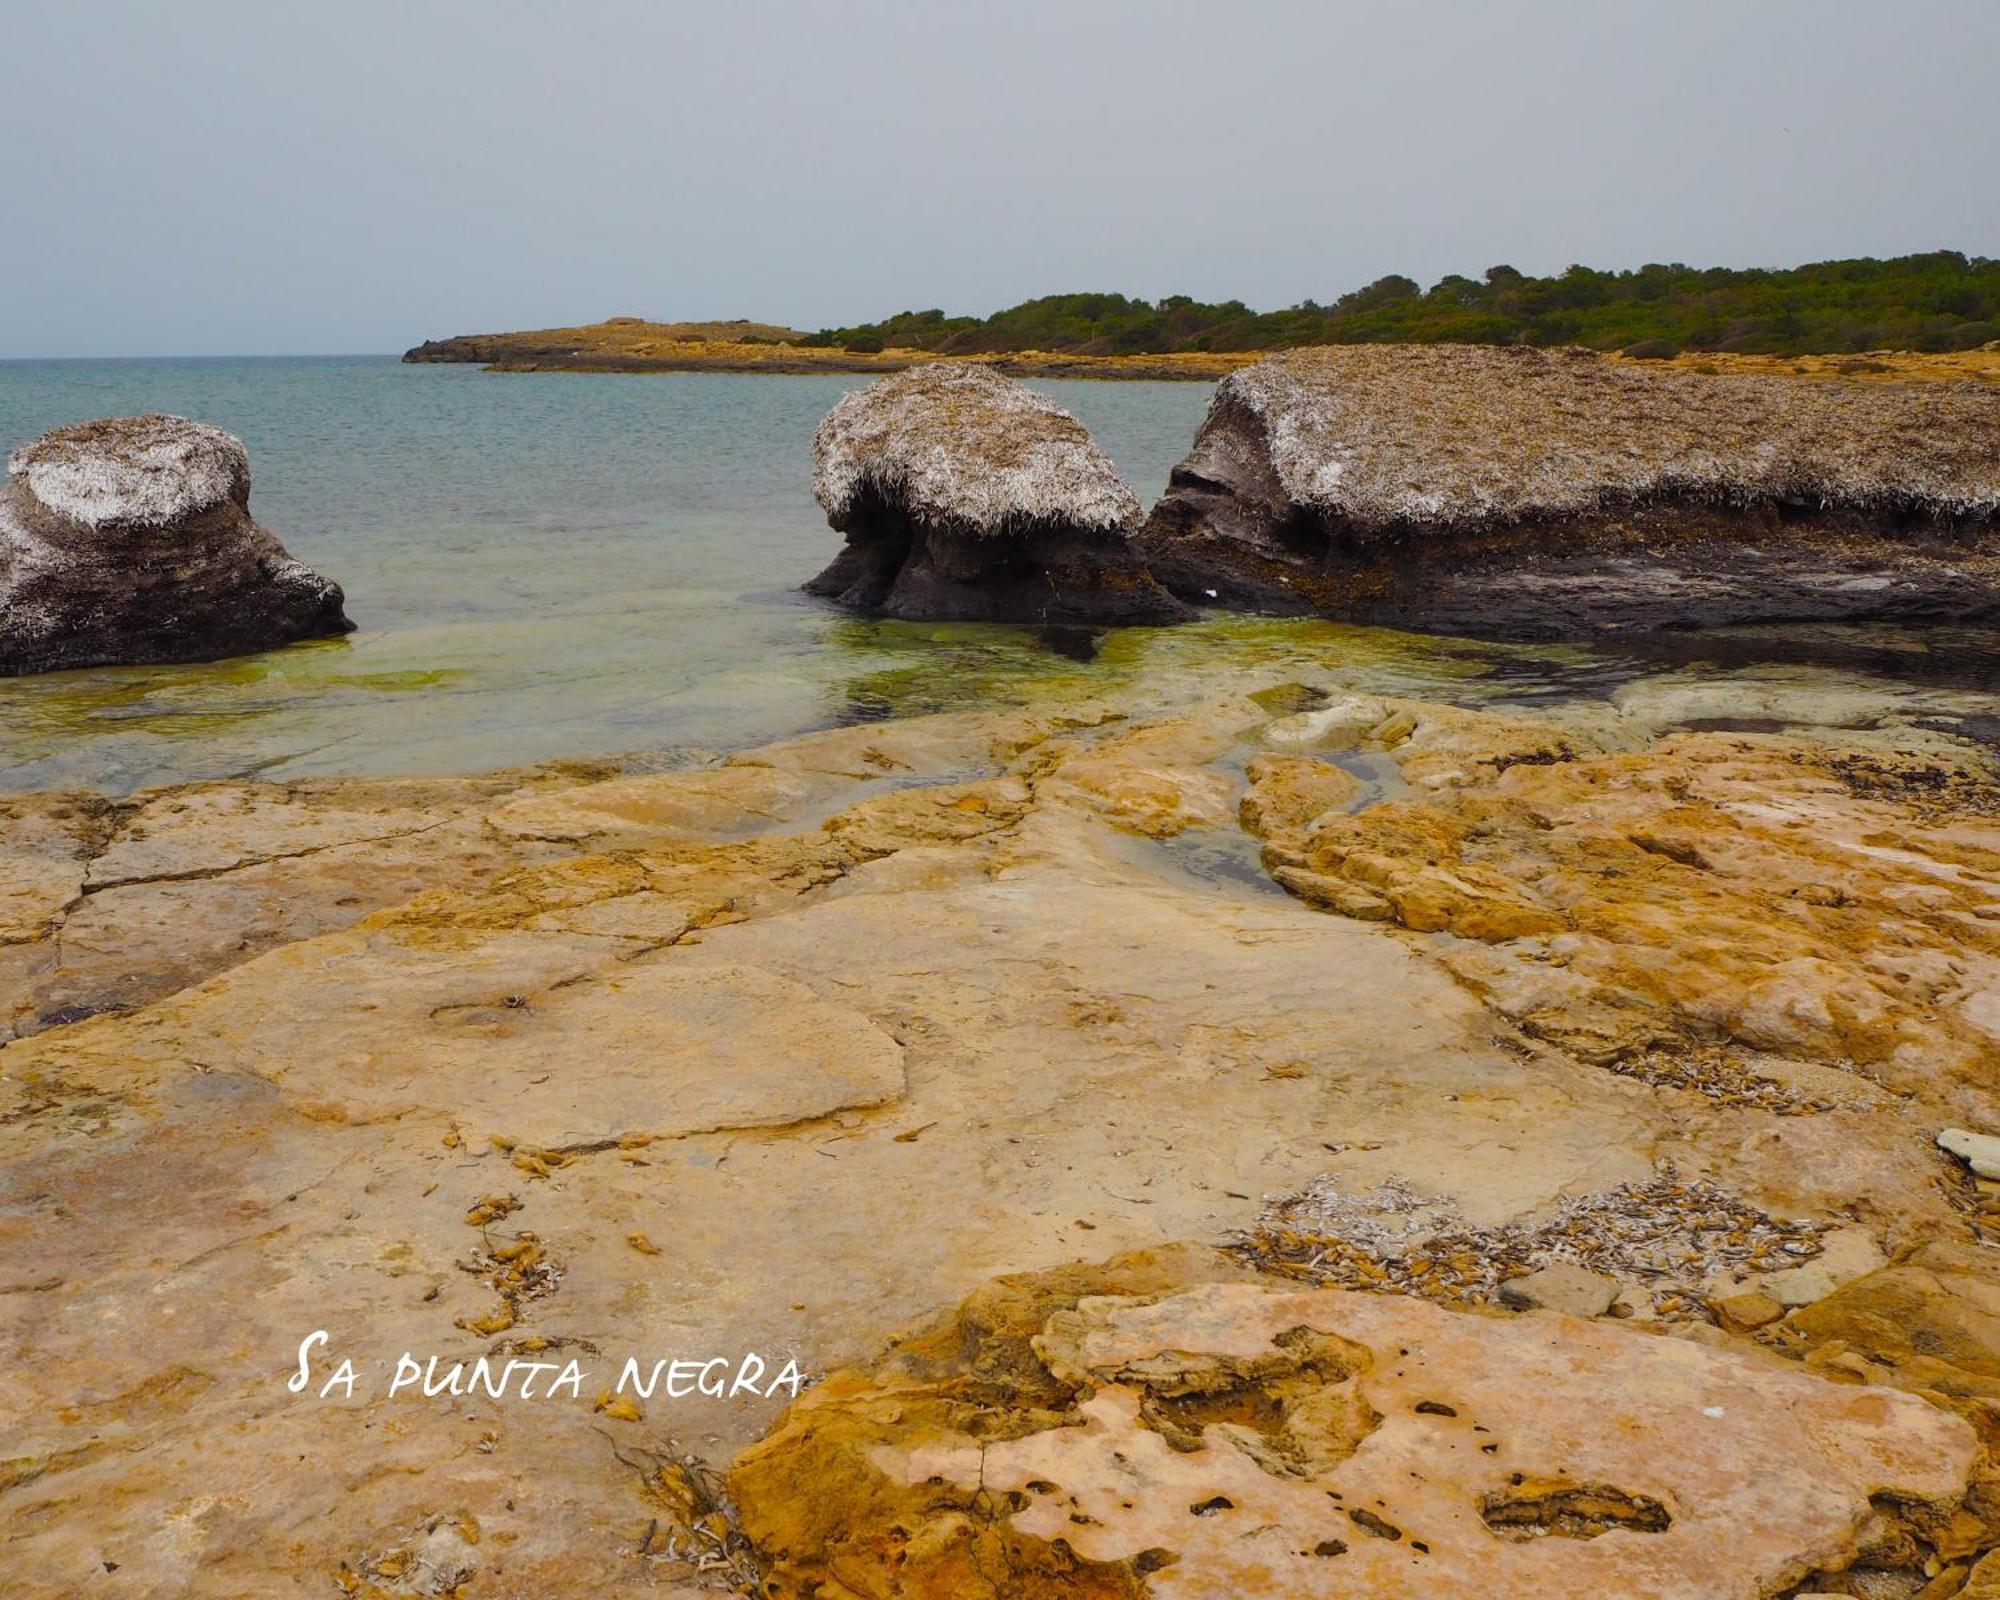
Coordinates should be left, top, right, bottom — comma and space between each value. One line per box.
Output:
8, 340, 2000, 1597
404, 327, 1259, 381
403, 320, 2000, 385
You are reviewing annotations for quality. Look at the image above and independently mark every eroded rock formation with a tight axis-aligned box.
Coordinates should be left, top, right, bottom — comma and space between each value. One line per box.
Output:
1140, 345, 2000, 636
806, 363, 1190, 623
0, 413, 351, 674
1242, 690, 2000, 1110
731, 1257, 1980, 1599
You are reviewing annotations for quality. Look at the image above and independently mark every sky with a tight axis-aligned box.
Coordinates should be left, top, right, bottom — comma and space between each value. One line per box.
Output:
3, 0, 1996, 358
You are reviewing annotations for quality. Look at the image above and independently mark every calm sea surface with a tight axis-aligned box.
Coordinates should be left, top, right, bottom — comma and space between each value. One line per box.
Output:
2, 357, 1994, 794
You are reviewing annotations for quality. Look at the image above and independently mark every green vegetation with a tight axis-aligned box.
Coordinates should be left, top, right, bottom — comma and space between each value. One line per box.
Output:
799, 253, 2000, 358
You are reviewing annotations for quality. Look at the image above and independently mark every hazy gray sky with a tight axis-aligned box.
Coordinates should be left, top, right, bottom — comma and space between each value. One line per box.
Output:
4, 0, 1995, 357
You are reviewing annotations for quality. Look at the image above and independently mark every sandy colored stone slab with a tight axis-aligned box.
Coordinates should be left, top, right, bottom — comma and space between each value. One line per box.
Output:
5, 925, 907, 1147
0, 790, 106, 943
736, 1271, 1980, 1599
486, 712, 1068, 846
349, 958, 908, 1147
1942, 1127, 2000, 1181
0, 771, 587, 1042
1496, 1261, 1619, 1316
1013, 1285, 1972, 1598
1772, 1240, 2000, 1403
487, 763, 860, 844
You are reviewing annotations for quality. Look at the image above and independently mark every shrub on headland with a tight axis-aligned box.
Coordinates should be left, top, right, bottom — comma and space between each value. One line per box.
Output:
797, 252, 2000, 359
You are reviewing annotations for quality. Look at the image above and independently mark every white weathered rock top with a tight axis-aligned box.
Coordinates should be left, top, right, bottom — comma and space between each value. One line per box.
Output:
813, 363, 1140, 534
7, 413, 251, 529
1216, 344, 2000, 531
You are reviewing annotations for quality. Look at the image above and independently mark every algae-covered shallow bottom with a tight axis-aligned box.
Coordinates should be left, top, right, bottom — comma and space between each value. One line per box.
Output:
12, 607, 2000, 796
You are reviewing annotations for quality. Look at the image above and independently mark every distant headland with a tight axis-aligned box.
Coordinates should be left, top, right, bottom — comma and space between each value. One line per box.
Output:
404, 251, 2000, 381
402, 320, 1251, 380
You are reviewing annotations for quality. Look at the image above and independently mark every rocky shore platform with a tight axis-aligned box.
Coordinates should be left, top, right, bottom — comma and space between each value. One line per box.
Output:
6, 649, 2000, 1596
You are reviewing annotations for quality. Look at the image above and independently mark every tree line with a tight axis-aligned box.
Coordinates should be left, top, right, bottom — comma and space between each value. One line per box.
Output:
796, 253, 1999, 359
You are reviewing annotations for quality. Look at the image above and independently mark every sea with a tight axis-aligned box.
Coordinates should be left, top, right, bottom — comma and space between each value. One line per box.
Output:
2, 357, 1994, 794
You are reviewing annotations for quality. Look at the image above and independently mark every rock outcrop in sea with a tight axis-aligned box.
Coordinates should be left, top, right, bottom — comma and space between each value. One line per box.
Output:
1141, 345, 2000, 637
0, 413, 351, 674
806, 362, 1191, 622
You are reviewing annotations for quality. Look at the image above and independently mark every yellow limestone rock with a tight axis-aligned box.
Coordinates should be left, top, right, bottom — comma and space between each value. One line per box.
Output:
736, 1276, 1978, 1600
1964, 1548, 2000, 1598
7, 688, 1999, 1596
1252, 716, 2000, 1102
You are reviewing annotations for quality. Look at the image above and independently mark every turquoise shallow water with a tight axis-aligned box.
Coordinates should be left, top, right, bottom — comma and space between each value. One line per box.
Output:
0, 359, 1214, 791
3, 358, 1995, 794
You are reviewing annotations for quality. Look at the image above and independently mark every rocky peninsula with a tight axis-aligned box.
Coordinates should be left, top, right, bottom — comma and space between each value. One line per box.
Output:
403, 320, 1248, 381
6, 635, 2000, 1596
0, 414, 351, 675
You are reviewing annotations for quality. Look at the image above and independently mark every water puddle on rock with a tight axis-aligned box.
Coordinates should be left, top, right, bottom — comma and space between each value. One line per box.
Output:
1107, 824, 1290, 899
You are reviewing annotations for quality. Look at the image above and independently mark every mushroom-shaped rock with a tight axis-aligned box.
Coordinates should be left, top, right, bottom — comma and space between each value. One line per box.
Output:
1140, 345, 2000, 638
1, 414, 352, 674
806, 363, 1190, 623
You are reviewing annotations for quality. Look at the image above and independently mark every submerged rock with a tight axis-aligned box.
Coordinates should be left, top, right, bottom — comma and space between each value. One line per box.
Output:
806, 362, 1190, 623
730, 1255, 1979, 1599
0, 413, 351, 674
1141, 345, 2000, 637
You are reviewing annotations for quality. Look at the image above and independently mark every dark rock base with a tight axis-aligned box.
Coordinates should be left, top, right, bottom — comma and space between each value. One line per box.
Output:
806, 493, 1192, 625
0, 489, 354, 676
1142, 488, 2000, 640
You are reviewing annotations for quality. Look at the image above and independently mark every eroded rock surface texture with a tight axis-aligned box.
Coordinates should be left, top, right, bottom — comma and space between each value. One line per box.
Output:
732, 1261, 1978, 1600
0, 413, 351, 674
1140, 345, 2000, 637
806, 363, 1189, 623
4, 656, 1999, 1595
